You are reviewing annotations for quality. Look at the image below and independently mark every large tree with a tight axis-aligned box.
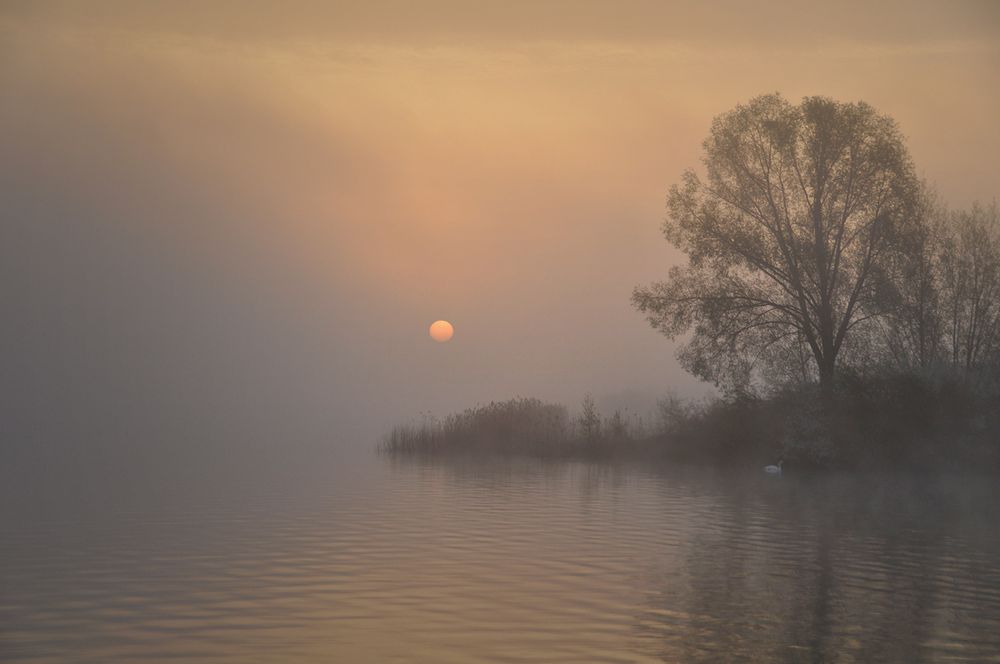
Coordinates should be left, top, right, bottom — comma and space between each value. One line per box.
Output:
633, 94, 920, 396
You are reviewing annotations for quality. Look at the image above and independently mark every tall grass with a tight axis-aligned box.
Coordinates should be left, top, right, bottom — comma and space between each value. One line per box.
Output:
381, 369, 1000, 471
381, 398, 571, 455
380, 397, 648, 457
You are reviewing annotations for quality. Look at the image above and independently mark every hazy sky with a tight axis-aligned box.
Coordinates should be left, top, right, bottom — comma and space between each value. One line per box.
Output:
2, 1, 999, 454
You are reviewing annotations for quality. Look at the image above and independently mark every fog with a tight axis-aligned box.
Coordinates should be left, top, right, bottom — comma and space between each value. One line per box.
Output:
2, 1, 999, 472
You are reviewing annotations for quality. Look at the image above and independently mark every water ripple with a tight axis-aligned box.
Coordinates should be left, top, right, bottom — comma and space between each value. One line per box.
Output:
3, 457, 1000, 662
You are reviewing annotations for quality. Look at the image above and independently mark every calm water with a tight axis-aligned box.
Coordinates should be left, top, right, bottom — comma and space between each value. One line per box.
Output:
3, 453, 1000, 662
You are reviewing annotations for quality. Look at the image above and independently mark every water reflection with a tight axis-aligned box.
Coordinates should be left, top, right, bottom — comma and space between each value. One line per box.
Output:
2, 455, 999, 662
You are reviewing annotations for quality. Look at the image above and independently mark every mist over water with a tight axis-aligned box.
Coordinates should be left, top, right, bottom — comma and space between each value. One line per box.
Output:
4, 457, 1000, 662
3, 1, 999, 463
3, 3, 1000, 661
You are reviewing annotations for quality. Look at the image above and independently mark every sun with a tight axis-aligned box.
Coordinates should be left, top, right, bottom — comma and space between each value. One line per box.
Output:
429, 320, 454, 342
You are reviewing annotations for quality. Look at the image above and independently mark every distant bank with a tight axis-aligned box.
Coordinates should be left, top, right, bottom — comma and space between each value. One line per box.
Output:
381, 373, 1000, 472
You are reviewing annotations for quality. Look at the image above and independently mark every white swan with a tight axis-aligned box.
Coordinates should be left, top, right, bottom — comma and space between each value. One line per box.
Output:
764, 460, 783, 475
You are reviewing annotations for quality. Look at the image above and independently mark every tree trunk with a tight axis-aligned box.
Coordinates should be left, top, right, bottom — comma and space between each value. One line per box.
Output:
818, 355, 836, 406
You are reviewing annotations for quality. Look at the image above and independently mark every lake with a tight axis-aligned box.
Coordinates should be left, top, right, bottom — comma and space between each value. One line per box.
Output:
3, 452, 1000, 662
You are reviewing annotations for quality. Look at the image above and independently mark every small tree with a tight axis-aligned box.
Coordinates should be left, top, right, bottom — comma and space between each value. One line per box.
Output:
605, 410, 629, 442
939, 203, 1000, 371
577, 393, 602, 443
633, 94, 920, 398
878, 185, 945, 371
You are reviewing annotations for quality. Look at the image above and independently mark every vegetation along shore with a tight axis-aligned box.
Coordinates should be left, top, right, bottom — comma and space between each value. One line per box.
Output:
384, 94, 1000, 471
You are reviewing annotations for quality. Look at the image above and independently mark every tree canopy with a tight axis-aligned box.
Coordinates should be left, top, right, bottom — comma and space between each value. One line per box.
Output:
633, 93, 922, 395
